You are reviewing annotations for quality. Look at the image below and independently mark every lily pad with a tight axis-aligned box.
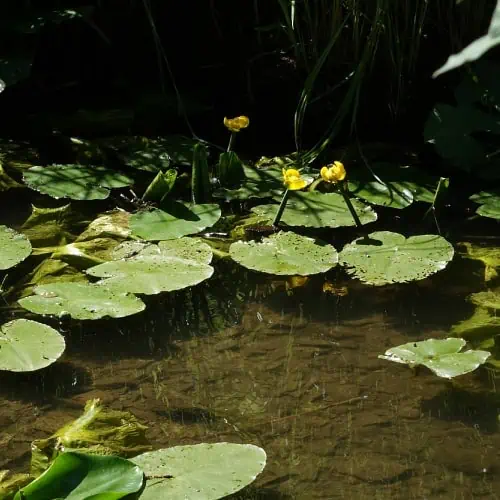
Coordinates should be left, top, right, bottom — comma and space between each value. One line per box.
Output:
18, 282, 145, 320
23, 164, 134, 200
31, 398, 151, 475
131, 443, 267, 500
379, 338, 490, 378
130, 202, 221, 241
0, 319, 65, 372
0, 225, 32, 270
470, 190, 500, 220
348, 162, 439, 208
229, 231, 338, 276
252, 191, 377, 228
87, 238, 214, 294
339, 231, 454, 285
15, 452, 143, 500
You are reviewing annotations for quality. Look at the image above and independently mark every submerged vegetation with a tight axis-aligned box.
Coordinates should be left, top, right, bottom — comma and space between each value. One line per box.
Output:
1, 0, 500, 497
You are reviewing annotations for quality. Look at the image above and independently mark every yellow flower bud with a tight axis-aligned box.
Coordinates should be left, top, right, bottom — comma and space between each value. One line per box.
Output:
223, 116, 250, 132
320, 161, 346, 184
282, 168, 307, 191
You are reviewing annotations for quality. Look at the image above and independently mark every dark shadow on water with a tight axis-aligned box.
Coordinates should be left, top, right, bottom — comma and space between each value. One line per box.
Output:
421, 387, 500, 434
227, 485, 294, 499
155, 407, 223, 425
0, 362, 91, 402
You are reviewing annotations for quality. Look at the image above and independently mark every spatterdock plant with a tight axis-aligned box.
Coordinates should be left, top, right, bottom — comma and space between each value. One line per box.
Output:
223, 115, 250, 152
272, 168, 309, 227
320, 161, 363, 229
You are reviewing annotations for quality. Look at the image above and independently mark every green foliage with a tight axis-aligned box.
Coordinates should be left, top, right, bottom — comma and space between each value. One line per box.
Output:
18, 282, 145, 320
0, 319, 65, 372
31, 399, 151, 476
23, 164, 134, 200
252, 191, 377, 228
142, 169, 177, 202
348, 163, 439, 209
433, 0, 500, 77
0, 225, 32, 270
458, 242, 500, 282
216, 151, 245, 188
15, 452, 143, 500
130, 202, 221, 241
230, 231, 338, 276
86, 238, 214, 295
131, 443, 267, 500
424, 62, 500, 178
191, 143, 212, 203
470, 190, 500, 220
379, 338, 490, 379
339, 231, 454, 286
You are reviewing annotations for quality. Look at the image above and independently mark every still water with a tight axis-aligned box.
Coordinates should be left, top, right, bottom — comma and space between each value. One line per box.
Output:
1, 253, 500, 499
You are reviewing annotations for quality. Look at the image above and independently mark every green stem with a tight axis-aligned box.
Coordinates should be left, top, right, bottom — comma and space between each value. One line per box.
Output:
338, 181, 363, 229
227, 132, 236, 152
273, 189, 290, 227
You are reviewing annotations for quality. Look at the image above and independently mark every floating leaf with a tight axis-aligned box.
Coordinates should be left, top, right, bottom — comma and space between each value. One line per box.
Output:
379, 338, 490, 379
0, 225, 32, 270
87, 238, 214, 294
31, 399, 151, 476
23, 164, 134, 200
470, 190, 500, 220
0, 319, 65, 372
131, 443, 267, 500
252, 191, 377, 228
339, 231, 454, 285
348, 163, 439, 208
433, 1, 500, 78
130, 202, 221, 241
19, 282, 145, 320
230, 231, 338, 276
15, 452, 143, 500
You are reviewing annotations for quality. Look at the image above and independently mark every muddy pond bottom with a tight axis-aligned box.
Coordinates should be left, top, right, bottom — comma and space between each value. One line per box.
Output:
1, 274, 500, 499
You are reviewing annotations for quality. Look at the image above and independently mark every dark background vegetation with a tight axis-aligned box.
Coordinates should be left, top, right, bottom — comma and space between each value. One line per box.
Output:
0, 0, 497, 156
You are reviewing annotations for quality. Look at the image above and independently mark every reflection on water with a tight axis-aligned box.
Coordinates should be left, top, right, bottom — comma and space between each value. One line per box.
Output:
1, 257, 500, 499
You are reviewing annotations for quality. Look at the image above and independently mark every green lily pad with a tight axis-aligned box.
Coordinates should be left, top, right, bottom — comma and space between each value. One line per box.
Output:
130, 202, 221, 241
18, 282, 145, 320
0, 225, 32, 270
23, 164, 134, 200
131, 443, 267, 500
348, 162, 439, 208
379, 338, 490, 378
0, 319, 65, 372
76, 210, 131, 242
87, 238, 214, 294
31, 398, 151, 476
470, 190, 500, 220
252, 191, 377, 228
229, 231, 338, 276
15, 452, 143, 500
339, 231, 454, 285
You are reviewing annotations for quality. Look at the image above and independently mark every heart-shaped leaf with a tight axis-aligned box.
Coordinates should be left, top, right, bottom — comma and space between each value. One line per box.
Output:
379, 338, 490, 378
0, 225, 32, 270
230, 231, 338, 276
339, 231, 454, 285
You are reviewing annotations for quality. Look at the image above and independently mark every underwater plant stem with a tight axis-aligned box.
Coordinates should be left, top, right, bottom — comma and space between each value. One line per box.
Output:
338, 181, 363, 229
227, 132, 236, 152
273, 189, 291, 227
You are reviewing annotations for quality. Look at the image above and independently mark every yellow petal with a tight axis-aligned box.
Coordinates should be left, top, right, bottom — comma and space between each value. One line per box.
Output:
287, 179, 308, 190
223, 115, 250, 132
320, 161, 346, 183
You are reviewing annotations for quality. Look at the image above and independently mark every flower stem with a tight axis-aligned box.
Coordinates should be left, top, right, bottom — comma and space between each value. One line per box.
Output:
227, 132, 236, 152
338, 181, 363, 229
273, 189, 290, 227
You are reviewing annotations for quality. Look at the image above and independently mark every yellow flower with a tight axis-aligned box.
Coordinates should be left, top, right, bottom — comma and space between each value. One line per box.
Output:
320, 161, 346, 184
282, 168, 307, 190
223, 116, 250, 132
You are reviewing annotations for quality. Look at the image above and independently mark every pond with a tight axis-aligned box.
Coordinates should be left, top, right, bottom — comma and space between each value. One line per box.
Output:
1, 243, 500, 499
